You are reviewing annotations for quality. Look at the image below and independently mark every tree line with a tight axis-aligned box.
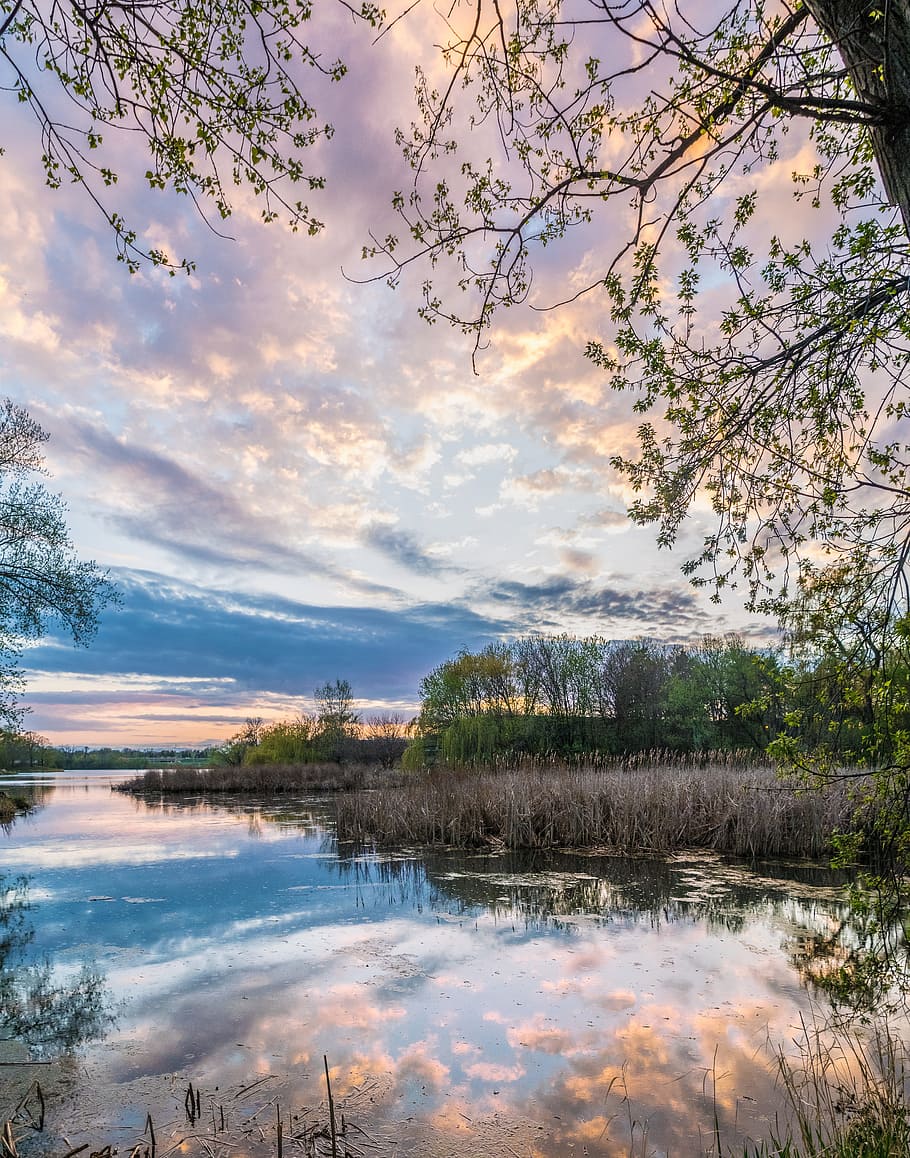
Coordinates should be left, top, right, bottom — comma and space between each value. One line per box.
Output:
213, 680, 408, 768
0, 736, 217, 770
403, 634, 910, 769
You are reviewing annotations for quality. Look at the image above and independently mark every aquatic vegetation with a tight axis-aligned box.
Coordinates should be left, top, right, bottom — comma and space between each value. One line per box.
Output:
0, 793, 17, 825
336, 756, 852, 858
0, 793, 29, 827
118, 761, 406, 797
742, 1016, 910, 1157
2, 1067, 347, 1158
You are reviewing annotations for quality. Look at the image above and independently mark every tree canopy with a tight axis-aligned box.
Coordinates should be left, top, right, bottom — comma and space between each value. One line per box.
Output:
407, 634, 827, 765
363, 0, 910, 653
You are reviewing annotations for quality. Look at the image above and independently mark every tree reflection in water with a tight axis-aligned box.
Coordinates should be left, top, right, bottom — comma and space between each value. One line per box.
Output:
789, 910, 910, 1014
0, 874, 112, 1056
331, 843, 904, 1010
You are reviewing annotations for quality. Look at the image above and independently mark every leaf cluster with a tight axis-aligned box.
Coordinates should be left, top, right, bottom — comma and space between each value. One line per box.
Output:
0, 0, 379, 268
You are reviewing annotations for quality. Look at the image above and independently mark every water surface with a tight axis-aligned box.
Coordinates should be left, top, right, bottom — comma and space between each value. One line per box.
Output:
0, 771, 871, 1155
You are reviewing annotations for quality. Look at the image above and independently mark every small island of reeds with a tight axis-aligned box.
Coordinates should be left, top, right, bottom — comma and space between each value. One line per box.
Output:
117, 759, 406, 797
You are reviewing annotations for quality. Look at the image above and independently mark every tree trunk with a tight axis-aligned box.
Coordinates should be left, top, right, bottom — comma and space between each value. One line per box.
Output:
806, 0, 910, 236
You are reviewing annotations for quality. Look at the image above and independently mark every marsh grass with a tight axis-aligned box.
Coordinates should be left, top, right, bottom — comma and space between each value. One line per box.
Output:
117, 761, 406, 797
335, 754, 853, 857
742, 1016, 910, 1157
0, 792, 31, 827
0, 794, 16, 825
1, 1071, 346, 1158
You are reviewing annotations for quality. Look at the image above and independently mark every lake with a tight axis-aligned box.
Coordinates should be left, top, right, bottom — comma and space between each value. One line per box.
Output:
0, 770, 877, 1155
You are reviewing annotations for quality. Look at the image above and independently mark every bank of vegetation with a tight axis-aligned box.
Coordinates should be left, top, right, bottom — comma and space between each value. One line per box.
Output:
0, 729, 214, 772
207, 680, 408, 770
113, 635, 910, 872
0, 789, 31, 825
134, 630, 910, 779
334, 753, 854, 858
118, 760, 405, 797
58, 745, 213, 769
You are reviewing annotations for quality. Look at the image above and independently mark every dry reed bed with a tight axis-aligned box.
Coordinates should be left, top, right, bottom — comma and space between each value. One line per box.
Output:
0, 790, 30, 825
335, 759, 855, 858
117, 761, 404, 797
0, 792, 17, 824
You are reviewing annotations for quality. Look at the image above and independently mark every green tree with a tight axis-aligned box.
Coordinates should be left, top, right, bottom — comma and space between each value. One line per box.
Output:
409, 634, 790, 763
213, 716, 264, 766
251, 716, 317, 764
0, 728, 59, 770
418, 647, 521, 731
314, 678, 360, 761
692, 635, 784, 750
0, 401, 116, 729
599, 640, 675, 751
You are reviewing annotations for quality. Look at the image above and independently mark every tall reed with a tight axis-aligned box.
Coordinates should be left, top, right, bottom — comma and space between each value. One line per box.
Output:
335, 757, 853, 857
744, 1015, 910, 1156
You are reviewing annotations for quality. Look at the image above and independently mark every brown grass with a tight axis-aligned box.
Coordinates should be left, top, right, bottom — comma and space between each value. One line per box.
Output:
0, 792, 16, 825
335, 755, 854, 858
0, 791, 30, 826
116, 761, 406, 797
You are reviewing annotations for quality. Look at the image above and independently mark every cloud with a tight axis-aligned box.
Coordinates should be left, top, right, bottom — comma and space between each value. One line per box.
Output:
478, 575, 707, 632
49, 414, 402, 595
25, 568, 511, 702
501, 467, 599, 507
455, 443, 517, 468
559, 548, 599, 575
363, 524, 453, 577
579, 507, 631, 531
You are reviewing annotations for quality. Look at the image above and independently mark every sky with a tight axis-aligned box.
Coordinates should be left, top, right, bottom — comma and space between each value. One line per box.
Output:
0, 2, 794, 747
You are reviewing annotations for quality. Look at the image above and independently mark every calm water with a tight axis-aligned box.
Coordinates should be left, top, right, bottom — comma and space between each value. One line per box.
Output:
0, 771, 872, 1155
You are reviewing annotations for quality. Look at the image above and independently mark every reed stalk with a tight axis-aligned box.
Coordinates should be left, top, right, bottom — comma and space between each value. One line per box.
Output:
324, 1055, 338, 1158
742, 1015, 910, 1156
